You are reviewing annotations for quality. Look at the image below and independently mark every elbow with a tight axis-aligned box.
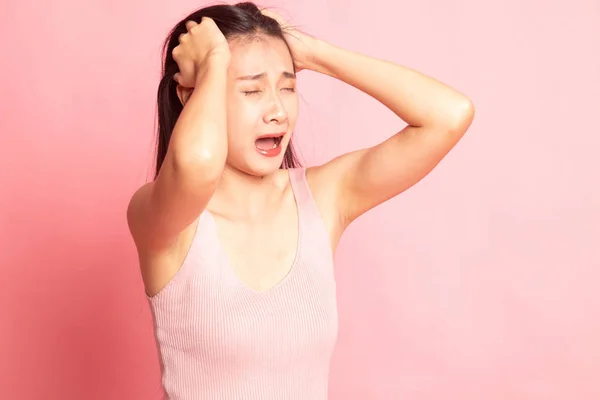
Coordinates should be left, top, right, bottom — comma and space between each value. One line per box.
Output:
424, 98, 475, 136
446, 98, 475, 135
460, 98, 475, 123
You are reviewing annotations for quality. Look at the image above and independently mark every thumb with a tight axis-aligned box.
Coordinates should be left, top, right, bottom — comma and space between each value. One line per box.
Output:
260, 8, 288, 27
185, 20, 198, 31
173, 72, 183, 85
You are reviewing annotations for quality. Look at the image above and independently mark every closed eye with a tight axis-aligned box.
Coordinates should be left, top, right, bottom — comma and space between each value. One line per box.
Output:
242, 88, 295, 95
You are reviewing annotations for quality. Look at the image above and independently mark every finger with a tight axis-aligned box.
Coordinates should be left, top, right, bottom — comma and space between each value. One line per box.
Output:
185, 20, 198, 31
199, 16, 217, 28
260, 8, 286, 25
172, 45, 181, 60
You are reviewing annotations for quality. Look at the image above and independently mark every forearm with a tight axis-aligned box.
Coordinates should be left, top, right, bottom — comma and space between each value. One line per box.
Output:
169, 57, 229, 174
309, 40, 473, 129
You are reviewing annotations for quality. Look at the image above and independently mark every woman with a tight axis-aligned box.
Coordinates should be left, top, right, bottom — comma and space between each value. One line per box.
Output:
127, 2, 474, 399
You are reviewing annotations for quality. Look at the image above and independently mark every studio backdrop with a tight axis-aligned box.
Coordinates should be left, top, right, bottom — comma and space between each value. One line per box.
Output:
2, 0, 599, 399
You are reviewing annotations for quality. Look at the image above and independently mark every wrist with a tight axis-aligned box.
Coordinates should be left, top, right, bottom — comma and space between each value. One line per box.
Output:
206, 50, 231, 68
197, 50, 230, 71
196, 53, 230, 82
307, 39, 335, 76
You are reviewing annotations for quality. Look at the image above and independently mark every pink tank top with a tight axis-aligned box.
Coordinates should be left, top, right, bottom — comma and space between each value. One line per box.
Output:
147, 168, 339, 400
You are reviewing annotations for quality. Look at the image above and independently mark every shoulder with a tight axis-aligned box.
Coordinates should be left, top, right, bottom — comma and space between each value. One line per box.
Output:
126, 180, 198, 271
127, 182, 201, 297
126, 181, 153, 245
303, 163, 350, 249
306, 149, 365, 188
305, 151, 361, 207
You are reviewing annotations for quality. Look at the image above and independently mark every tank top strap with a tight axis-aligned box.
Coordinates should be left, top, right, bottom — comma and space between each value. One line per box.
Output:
288, 167, 329, 236
288, 167, 313, 215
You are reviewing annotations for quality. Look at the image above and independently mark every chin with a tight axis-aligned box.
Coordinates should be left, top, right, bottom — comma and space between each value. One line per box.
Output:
226, 158, 281, 178
228, 141, 290, 177
249, 158, 285, 177
247, 147, 288, 176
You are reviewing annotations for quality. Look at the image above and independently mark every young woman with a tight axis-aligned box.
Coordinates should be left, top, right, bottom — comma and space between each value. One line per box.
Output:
127, 2, 474, 399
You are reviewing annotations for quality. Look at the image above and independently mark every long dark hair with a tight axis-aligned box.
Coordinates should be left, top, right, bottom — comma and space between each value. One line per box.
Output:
154, 1, 302, 179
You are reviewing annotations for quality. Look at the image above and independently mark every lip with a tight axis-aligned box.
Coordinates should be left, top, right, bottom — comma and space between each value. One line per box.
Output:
256, 132, 286, 139
255, 132, 286, 158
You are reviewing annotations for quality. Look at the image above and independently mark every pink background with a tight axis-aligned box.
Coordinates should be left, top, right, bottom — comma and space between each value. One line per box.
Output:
2, 0, 599, 399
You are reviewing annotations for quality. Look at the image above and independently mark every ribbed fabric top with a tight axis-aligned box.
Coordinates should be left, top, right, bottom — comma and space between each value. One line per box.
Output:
147, 168, 339, 400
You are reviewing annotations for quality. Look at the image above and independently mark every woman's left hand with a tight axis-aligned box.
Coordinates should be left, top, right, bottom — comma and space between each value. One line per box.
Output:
260, 9, 319, 72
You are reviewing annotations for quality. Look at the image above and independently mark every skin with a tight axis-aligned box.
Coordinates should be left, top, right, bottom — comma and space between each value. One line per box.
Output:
128, 15, 475, 295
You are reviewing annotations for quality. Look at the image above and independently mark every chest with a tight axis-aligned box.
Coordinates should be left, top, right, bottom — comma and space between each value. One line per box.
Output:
211, 205, 299, 293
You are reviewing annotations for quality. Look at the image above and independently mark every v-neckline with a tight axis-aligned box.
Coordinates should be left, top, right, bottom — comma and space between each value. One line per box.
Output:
206, 170, 302, 296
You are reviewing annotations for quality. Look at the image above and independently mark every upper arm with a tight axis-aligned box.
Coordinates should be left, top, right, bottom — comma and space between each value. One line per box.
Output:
127, 154, 222, 253
320, 111, 474, 226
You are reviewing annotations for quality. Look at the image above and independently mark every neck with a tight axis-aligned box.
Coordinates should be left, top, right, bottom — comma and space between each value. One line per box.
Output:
209, 164, 285, 219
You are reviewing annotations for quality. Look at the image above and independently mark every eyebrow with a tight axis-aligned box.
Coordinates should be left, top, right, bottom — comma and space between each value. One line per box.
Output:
236, 71, 296, 81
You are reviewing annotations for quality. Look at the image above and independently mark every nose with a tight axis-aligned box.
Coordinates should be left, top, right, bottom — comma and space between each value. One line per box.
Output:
263, 95, 288, 124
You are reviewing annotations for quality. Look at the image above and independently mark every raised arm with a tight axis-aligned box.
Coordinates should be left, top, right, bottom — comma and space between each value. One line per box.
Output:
127, 19, 230, 252
310, 40, 475, 226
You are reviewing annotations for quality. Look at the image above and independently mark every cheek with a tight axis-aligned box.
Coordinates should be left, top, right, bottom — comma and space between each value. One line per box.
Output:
284, 95, 299, 124
226, 99, 258, 146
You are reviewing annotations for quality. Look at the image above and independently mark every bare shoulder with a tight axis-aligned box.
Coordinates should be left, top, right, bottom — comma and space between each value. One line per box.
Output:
305, 150, 364, 213
305, 154, 362, 250
126, 182, 152, 246
127, 182, 200, 297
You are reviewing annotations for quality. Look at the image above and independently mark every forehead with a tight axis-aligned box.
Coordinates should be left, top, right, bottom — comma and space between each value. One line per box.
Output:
228, 36, 294, 75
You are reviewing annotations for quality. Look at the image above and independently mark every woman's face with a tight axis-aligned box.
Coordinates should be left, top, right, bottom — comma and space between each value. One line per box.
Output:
225, 35, 299, 177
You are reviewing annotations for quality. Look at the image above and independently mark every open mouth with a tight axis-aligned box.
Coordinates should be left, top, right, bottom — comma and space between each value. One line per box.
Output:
255, 133, 285, 156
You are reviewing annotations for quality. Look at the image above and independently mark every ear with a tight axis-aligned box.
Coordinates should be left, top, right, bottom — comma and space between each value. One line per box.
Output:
176, 84, 194, 106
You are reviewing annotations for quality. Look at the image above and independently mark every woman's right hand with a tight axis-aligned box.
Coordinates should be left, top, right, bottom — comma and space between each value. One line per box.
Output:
172, 17, 230, 88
